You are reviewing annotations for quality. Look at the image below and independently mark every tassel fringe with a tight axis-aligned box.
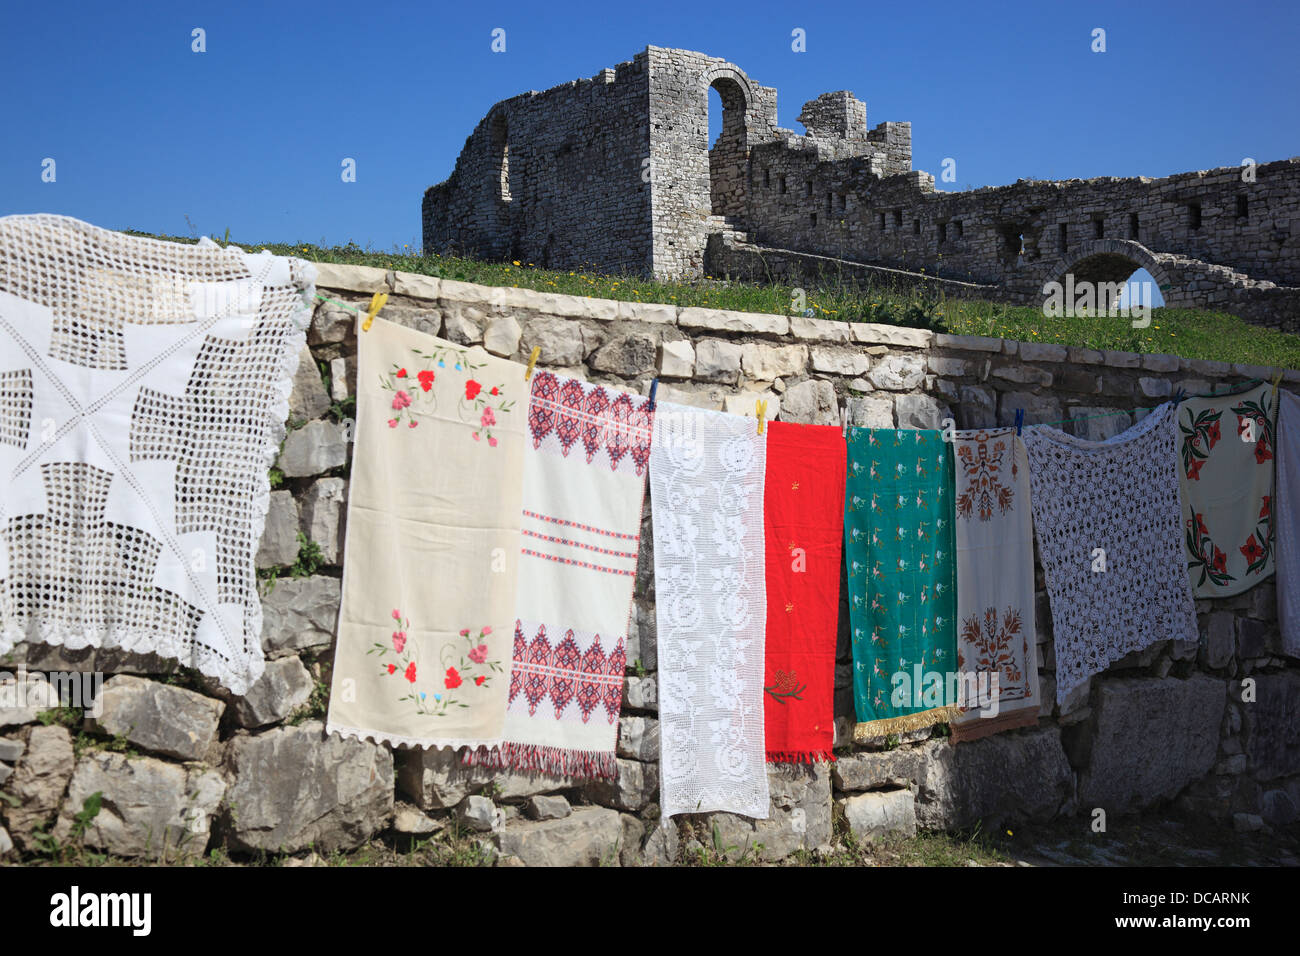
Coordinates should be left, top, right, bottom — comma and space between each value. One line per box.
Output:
950, 707, 1039, 744
462, 742, 618, 781
766, 750, 837, 764
853, 704, 961, 741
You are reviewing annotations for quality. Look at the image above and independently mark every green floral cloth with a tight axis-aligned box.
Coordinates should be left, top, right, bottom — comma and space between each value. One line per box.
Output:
844, 428, 958, 739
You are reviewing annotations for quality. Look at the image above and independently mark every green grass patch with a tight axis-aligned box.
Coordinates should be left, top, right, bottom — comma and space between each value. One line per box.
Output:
127, 231, 1300, 369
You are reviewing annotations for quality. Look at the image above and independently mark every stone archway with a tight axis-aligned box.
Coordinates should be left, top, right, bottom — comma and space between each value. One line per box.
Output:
1040, 239, 1183, 311
701, 67, 754, 219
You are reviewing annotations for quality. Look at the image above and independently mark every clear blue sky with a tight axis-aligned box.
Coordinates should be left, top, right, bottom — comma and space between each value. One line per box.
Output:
2, 0, 1296, 251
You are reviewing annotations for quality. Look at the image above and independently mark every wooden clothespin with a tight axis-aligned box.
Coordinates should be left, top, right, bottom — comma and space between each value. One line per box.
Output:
360, 292, 388, 332
756, 399, 768, 435
1014, 408, 1024, 436
524, 346, 541, 381
648, 377, 659, 412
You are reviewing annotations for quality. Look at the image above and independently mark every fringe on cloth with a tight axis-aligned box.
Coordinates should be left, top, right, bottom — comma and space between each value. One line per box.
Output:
462, 742, 618, 781
950, 708, 1040, 744
852, 704, 961, 741
766, 750, 837, 764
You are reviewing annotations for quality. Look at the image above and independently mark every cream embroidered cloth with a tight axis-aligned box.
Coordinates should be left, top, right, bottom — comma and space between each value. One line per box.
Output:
1176, 383, 1276, 597
951, 428, 1040, 741
0, 214, 314, 695
1022, 404, 1197, 702
1277, 390, 1300, 658
327, 317, 525, 748
651, 402, 769, 820
467, 371, 652, 779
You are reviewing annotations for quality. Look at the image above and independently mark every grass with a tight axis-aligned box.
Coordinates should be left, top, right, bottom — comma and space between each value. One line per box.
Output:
126, 229, 1300, 371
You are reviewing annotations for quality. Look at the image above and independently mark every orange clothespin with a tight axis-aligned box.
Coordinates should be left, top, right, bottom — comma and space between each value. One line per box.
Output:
756, 399, 768, 435
361, 292, 388, 332
525, 346, 541, 380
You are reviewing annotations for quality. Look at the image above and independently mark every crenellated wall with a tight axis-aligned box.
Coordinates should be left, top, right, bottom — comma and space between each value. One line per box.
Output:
2, 262, 1297, 866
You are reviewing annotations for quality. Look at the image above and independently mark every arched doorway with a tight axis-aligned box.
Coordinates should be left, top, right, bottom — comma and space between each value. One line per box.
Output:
707, 76, 748, 219
1042, 240, 1178, 314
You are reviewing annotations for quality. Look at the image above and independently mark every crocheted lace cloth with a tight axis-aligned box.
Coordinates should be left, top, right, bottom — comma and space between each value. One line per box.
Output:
1022, 403, 1197, 702
651, 402, 770, 819
0, 215, 315, 694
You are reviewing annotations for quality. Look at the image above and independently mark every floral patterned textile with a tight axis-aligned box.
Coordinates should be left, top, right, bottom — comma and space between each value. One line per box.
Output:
950, 429, 1040, 742
652, 402, 769, 819
843, 428, 959, 739
1023, 403, 1198, 702
327, 318, 524, 749
1177, 383, 1277, 597
466, 371, 653, 779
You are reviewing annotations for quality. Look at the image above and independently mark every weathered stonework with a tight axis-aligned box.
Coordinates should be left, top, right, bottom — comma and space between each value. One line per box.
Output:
424, 47, 1300, 327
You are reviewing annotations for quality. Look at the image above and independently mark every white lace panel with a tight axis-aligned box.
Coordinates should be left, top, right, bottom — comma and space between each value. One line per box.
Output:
1022, 402, 1198, 702
1277, 390, 1300, 658
651, 402, 770, 820
0, 215, 316, 695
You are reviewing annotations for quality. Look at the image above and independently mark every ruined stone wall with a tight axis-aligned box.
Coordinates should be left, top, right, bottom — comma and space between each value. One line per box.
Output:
739, 156, 1300, 299
421, 54, 654, 275
422, 47, 1298, 324
2, 263, 1297, 866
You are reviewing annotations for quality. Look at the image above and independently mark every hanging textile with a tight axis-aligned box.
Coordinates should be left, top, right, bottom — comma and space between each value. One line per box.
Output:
1176, 382, 1276, 597
465, 371, 653, 779
762, 421, 845, 763
844, 427, 958, 739
1023, 403, 1197, 702
327, 317, 525, 749
0, 214, 314, 695
1278, 389, 1300, 658
950, 428, 1040, 742
651, 402, 769, 819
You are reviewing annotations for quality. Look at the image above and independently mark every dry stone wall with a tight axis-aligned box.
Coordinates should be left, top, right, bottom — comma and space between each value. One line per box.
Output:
2, 262, 1298, 865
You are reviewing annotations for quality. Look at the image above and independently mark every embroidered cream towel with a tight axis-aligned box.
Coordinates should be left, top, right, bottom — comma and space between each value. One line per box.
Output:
327, 316, 525, 749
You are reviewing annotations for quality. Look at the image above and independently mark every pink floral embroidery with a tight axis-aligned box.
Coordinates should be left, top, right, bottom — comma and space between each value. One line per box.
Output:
379, 346, 513, 438
370, 615, 503, 716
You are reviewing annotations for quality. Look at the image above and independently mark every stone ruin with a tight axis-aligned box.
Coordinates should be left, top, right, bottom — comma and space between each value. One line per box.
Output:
423, 46, 1300, 327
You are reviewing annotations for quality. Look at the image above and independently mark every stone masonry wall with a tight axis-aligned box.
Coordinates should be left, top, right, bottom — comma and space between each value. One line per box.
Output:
423, 47, 1300, 325
2, 262, 1298, 865
422, 54, 653, 275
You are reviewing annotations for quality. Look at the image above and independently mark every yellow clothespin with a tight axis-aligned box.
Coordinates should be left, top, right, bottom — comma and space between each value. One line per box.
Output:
1271, 368, 1283, 399
360, 292, 388, 332
525, 346, 541, 380
756, 399, 768, 435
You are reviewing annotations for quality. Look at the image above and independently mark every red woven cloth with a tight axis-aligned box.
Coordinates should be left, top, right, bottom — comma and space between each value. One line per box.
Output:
762, 421, 846, 763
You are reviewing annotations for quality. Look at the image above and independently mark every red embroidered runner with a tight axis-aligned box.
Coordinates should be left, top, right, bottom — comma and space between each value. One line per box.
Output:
763, 421, 845, 763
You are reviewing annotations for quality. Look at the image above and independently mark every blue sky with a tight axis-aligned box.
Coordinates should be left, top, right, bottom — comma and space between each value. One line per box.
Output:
2, 0, 1296, 255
